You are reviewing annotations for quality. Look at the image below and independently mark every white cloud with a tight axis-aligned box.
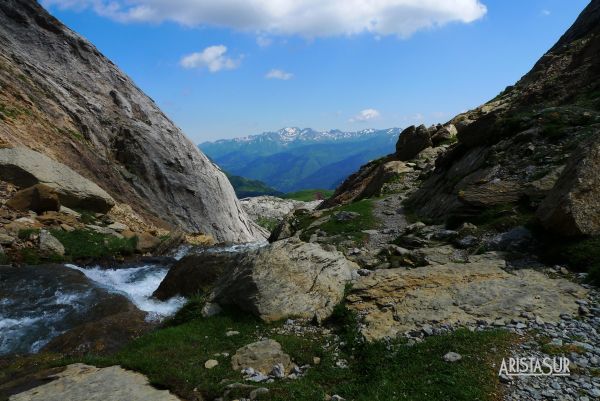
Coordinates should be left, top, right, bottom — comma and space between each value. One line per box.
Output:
42, 0, 487, 38
541, 9, 551, 16
180, 45, 239, 72
351, 108, 381, 122
265, 69, 294, 80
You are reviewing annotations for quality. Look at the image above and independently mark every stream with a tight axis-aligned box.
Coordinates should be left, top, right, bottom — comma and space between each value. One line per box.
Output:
0, 242, 265, 356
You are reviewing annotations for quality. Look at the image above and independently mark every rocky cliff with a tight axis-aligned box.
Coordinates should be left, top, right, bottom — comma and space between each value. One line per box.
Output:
0, 0, 263, 243
327, 0, 600, 238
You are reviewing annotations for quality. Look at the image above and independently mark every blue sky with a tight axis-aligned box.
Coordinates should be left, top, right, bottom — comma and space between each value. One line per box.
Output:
42, 0, 589, 142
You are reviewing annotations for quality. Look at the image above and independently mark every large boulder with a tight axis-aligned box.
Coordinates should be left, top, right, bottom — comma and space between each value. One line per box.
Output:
537, 133, 600, 236
395, 125, 433, 161
153, 252, 243, 301
209, 239, 357, 322
0, 148, 115, 213
240, 196, 320, 223
6, 183, 60, 213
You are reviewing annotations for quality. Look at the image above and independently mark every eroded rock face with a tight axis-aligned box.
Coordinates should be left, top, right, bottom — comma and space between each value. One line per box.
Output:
537, 132, 600, 236
347, 254, 587, 341
209, 239, 357, 322
0, 1, 263, 242
8, 363, 181, 401
0, 148, 113, 212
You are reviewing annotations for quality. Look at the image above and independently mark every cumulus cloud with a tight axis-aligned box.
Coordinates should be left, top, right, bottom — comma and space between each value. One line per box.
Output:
351, 109, 381, 122
180, 45, 239, 72
265, 69, 294, 80
42, 0, 487, 38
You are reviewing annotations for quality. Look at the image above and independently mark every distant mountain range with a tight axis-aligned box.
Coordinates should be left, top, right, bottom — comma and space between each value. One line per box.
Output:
200, 127, 400, 192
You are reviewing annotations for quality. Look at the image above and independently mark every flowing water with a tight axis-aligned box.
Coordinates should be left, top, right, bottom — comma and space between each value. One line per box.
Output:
0, 242, 266, 356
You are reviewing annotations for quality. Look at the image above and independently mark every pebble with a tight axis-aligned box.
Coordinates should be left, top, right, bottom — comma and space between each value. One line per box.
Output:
443, 352, 462, 362
204, 359, 219, 369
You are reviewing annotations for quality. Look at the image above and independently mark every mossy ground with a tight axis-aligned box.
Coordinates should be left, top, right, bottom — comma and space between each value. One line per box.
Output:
0, 298, 516, 401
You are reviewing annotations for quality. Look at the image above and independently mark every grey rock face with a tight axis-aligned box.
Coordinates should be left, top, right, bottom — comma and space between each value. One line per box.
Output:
395, 125, 433, 161
0, 148, 114, 212
537, 133, 600, 236
210, 238, 357, 322
0, 0, 263, 243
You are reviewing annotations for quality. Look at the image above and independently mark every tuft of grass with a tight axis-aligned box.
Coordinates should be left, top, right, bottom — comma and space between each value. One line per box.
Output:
50, 229, 137, 260
284, 189, 334, 202
17, 228, 40, 240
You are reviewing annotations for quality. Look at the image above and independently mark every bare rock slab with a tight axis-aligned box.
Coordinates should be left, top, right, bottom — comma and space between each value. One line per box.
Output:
9, 363, 181, 401
347, 254, 587, 341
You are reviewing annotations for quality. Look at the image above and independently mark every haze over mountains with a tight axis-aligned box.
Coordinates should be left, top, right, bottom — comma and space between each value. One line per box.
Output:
200, 127, 400, 192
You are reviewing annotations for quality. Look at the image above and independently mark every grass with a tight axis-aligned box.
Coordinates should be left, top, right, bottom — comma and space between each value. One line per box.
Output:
0, 297, 514, 401
256, 217, 280, 232
299, 199, 378, 244
284, 189, 334, 202
544, 236, 600, 286
50, 229, 137, 260
17, 228, 40, 241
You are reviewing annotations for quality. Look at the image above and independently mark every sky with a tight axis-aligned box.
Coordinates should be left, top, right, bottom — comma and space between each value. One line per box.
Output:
41, 0, 590, 143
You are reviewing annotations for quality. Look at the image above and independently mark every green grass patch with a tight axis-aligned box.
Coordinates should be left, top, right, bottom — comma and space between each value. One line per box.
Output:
79, 299, 513, 401
50, 229, 137, 260
299, 199, 377, 244
17, 228, 40, 241
284, 189, 334, 202
1, 296, 515, 401
256, 217, 280, 232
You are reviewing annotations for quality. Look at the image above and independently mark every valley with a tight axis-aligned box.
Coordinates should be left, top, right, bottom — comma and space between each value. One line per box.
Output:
1, 1, 599, 401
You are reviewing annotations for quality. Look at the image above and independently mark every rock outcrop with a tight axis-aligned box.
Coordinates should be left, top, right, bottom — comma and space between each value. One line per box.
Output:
0, 148, 114, 212
9, 364, 181, 401
347, 254, 587, 341
240, 196, 321, 223
395, 125, 433, 161
153, 251, 243, 301
0, 0, 263, 242
405, 0, 600, 224
209, 239, 357, 322
231, 339, 292, 375
537, 132, 600, 236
